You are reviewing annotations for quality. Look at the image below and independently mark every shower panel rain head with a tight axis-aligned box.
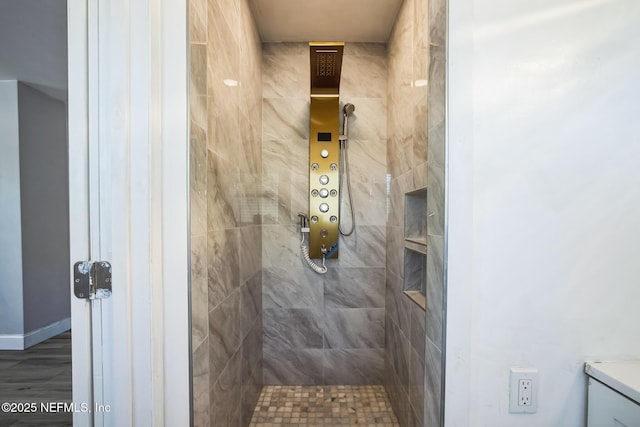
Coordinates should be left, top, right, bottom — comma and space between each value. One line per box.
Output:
310, 43, 344, 96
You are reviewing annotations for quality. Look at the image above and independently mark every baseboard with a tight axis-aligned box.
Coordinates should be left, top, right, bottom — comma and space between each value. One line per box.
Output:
0, 335, 25, 350
0, 317, 71, 350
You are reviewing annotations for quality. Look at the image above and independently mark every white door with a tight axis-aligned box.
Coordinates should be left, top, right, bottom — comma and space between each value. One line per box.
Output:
67, 0, 99, 424
67, 0, 191, 425
68, 0, 118, 424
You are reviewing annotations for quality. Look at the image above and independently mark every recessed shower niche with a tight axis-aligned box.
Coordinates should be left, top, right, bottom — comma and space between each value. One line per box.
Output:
403, 188, 428, 309
404, 188, 428, 245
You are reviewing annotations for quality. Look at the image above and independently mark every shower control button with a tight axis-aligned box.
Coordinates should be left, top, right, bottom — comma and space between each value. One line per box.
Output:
311, 189, 319, 197
330, 189, 337, 197
311, 216, 318, 223
319, 203, 329, 213
319, 188, 329, 198
320, 149, 329, 158
311, 163, 319, 171
319, 175, 329, 185
330, 163, 337, 171
320, 229, 329, 238
330, 216, 338, 223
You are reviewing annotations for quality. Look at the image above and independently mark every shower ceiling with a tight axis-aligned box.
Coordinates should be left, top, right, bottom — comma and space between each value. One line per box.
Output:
249, 0, 404, 42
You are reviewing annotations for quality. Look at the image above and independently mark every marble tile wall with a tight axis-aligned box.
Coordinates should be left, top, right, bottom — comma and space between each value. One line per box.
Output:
385, 0, 447, 425
261, 42, 388, 386
189, 0, 263, 426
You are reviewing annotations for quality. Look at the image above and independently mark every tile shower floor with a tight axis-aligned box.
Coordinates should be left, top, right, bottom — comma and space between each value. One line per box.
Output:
249, 385, 399, 426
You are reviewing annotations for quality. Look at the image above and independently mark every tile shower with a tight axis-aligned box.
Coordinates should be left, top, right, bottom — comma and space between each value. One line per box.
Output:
189, 0, 446, 426
262, 42, 388, 386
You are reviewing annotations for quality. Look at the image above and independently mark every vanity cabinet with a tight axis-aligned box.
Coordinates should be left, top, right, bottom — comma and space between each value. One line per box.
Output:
585, 361, 640, 427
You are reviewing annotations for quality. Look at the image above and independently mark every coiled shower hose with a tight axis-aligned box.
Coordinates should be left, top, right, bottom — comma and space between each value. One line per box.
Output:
298, 213, 327, 274
300, 239, 327, 274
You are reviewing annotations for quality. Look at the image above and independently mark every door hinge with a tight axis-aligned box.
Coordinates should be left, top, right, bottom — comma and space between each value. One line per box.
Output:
73, 261, 112, 300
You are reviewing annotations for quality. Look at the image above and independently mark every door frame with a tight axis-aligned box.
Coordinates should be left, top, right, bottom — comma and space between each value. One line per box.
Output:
67, 0, 190, 424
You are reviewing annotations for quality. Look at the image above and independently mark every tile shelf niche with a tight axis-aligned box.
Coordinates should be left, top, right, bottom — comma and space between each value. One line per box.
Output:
403, 188, 427, 310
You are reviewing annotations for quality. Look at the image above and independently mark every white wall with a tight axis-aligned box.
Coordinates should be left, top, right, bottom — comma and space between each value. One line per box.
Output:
0, 80, 25, 336
0, 0, 68, 102
0, 81, 70, 349
17, 82, 70, 333
446, 0, 640, 425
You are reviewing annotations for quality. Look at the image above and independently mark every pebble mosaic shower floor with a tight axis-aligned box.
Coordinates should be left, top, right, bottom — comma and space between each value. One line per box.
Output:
249, 385, 399, 426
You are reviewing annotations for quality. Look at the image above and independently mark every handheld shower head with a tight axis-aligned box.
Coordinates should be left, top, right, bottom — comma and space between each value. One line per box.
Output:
341, 103, 356, 141
343, 103, 355, 116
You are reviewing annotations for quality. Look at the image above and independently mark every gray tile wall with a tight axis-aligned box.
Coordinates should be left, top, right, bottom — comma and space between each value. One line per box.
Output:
385, 0, 447, 425
261, 42, 388, 386
189, 0, 263, 425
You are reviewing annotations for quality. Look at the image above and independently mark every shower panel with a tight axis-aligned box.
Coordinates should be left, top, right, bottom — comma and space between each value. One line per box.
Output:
307, 42, 343, 261
300, 42, 359, 275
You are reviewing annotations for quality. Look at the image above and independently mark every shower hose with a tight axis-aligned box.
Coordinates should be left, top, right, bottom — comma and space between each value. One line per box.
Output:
298, 213, 338, 274
339, 130, 355, 236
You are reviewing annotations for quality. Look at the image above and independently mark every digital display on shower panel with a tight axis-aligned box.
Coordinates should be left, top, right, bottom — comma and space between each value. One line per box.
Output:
317, 132, 332, 142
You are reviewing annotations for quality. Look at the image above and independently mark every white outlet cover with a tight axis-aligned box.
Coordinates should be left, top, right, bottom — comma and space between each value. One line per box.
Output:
509, 367, 539, 413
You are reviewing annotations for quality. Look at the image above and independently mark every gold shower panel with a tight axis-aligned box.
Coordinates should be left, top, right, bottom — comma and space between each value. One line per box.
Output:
308, 42, 344, 259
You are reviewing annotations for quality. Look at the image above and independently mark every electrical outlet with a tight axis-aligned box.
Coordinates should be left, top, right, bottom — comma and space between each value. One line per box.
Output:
509, 368, 538, 413
519, 379, 532, 406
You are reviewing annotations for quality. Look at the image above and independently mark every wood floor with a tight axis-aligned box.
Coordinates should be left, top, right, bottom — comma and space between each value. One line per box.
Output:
0, 331, 72, 427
